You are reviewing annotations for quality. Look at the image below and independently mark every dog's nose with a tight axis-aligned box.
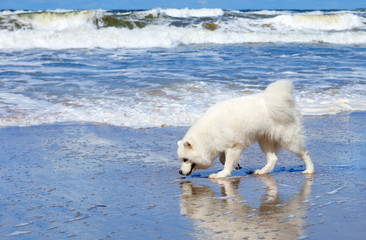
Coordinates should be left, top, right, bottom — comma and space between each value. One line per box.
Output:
179, 170, 183, 175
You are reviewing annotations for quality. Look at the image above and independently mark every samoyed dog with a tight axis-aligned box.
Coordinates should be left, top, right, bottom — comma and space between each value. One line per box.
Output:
177, 80, 314, 179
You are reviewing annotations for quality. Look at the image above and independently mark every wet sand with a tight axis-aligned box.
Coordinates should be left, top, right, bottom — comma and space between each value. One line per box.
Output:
0, 112, 365, 239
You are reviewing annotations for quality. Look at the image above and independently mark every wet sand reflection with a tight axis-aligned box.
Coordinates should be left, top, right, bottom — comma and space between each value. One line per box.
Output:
180, 176, 313, 240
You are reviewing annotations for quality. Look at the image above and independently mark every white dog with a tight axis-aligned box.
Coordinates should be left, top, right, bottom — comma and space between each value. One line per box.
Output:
177, 80, 314, 179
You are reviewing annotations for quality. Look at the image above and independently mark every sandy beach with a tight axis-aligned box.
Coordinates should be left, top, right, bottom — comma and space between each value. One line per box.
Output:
0, 112, 365, 239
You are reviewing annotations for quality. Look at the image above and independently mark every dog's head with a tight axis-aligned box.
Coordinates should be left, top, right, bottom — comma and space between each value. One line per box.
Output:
177, 138, 211, 176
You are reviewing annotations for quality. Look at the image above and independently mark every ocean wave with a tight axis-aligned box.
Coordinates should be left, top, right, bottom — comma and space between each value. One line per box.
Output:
16, 10, 103, 31
1, 25, 366, 49
0, 9, 365, 49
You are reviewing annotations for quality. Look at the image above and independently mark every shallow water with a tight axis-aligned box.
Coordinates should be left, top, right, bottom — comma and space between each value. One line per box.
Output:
1, 44, 366, 127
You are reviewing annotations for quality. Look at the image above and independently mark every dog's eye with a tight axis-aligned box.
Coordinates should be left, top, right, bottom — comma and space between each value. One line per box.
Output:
183, 158, 188, 163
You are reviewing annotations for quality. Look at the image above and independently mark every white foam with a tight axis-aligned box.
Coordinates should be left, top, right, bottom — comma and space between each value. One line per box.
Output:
271, 13, 365, 31
1, 24, 366, 50
246, 10, 292, 15
1, 81, 365, 128
151, 8, 225, 18
297, 83, 366, 115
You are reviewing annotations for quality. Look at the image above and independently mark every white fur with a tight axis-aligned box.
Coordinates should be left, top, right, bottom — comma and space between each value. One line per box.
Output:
177, 80, 314, 178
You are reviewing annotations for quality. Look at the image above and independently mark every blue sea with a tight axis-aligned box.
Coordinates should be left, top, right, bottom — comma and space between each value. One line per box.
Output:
0, 8, 366, 128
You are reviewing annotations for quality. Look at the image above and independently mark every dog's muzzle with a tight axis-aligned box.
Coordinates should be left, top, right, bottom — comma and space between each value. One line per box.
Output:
179, 163, 196, 176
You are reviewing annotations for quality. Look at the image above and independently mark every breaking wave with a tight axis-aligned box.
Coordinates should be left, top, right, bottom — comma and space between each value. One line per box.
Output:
0, 8, 366, 49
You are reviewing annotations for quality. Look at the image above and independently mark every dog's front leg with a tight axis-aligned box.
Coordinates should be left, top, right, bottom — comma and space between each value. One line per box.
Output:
209, 146, 243, 179
220, 152, 242, 170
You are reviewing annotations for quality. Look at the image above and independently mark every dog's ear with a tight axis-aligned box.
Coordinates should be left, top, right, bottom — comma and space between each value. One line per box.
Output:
183, 140, 193, 150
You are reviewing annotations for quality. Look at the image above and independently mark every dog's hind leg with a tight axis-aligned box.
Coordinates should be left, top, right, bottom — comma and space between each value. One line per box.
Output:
220, 152, 242, 170
254, 138, 279, 175
299, 151, 314, 174
280, 135, 315, 174
209, 145, 243, 179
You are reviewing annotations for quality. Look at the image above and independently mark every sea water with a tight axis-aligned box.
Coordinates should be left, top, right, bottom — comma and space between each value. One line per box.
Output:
0, 8, 365, 128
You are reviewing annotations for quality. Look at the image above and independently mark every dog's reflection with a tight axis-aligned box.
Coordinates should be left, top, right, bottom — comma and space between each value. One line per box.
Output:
180, 176, 313, 240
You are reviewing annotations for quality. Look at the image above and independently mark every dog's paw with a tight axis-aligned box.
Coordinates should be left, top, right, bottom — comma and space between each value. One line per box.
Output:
302, 169, 315, 174
209, 171, 229, 179
208, 173, 219, 179
254, 169, 268, 175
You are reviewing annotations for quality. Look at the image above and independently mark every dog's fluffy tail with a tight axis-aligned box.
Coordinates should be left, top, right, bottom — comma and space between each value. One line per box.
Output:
263, 80, 299, 123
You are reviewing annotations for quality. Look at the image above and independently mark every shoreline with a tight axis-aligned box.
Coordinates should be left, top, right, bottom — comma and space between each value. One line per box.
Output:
0, 112, 365, 239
